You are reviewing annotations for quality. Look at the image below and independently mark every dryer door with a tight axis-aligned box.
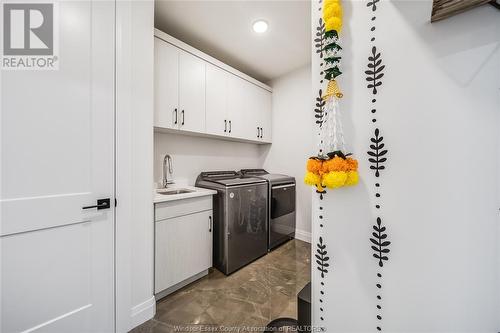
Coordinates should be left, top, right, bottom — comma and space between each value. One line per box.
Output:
269, 183, 296, 250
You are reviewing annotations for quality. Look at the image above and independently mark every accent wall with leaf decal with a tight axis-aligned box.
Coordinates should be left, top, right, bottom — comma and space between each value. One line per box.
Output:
310, 0, 499, 331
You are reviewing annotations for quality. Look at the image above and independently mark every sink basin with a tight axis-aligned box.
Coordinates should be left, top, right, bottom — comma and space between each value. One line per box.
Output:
157, 188, 195, 195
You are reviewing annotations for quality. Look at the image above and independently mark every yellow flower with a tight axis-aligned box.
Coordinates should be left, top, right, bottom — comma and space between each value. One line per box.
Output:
323, 2, 342, 22
323, 0, 341, 11
345, 171, 359, 186
326, 17, 342, 33
322, 171, 347, 189
304, 171, 321, 187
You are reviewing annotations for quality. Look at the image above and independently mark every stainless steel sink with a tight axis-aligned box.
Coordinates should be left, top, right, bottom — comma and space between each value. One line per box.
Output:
157, 189, 195, 195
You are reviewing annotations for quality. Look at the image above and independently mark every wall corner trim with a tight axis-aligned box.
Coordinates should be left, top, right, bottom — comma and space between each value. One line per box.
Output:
295, 229, 312, 244
130, 296, 156, 330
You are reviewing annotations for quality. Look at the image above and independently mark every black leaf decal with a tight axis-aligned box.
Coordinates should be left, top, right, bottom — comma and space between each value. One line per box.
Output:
315, 18, 326, 59
367, 0, 379, 11
367, 128, 388, 177
365, 46, 385, 94
316, 237, 330, 278
315, 89, 325, 128
370, 217, 391, 267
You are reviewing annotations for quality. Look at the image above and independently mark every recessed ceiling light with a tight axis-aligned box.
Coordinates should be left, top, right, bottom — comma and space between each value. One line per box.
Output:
252, 20, 268, 33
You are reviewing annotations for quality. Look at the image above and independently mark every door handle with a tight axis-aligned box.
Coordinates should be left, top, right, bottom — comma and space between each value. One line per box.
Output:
229, 120, 232, 133
174, 108, 178, 125
224, 119, 227, 132
181, 110, 185, 125
208, 216, 212, 232
83, 198, 111, 210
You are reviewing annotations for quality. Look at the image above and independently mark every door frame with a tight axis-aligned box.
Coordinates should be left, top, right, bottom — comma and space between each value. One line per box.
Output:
114, 1, 155, 332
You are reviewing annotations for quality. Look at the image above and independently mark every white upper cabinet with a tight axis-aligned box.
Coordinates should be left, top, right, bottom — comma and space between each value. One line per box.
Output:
257, 88, 272, 143
208, 69, 272, 142
154, 38, 178, 129
206, 63, 229, 136
240, 81, 261, 141
226, 73, 248, 139
178, 50, 206, 133
154, 31, 272, 144
241, 82, 272, 142
154, 37, 206, 132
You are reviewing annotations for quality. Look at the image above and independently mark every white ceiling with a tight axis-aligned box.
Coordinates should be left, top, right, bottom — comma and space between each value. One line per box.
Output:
154, 0, 311, 83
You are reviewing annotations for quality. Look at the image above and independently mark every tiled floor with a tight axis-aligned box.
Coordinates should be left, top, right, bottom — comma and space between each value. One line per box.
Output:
131, 239, 311, 333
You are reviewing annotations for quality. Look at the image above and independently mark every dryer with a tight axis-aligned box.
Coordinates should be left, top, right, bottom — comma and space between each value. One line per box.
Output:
240, 169, 296, 250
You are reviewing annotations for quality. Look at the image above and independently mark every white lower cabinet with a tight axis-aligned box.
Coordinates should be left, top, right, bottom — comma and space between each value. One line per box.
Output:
154, 196, 213, 296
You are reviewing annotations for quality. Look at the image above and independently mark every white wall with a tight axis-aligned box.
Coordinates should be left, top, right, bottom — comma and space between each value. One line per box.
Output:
116, 1, 155, 331
311, 0, 500, 331
154, 133, 266, 186
262, 65, 313, 242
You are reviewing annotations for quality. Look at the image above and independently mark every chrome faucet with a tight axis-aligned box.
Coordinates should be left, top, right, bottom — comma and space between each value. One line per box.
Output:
162, 154, 174, 188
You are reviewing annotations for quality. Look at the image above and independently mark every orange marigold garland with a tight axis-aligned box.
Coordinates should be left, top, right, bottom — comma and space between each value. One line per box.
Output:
304, 0, 359, 191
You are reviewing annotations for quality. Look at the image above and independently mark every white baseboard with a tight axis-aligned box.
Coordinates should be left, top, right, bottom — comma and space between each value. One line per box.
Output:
130, 296, 156, 330
295, 229, 311, 243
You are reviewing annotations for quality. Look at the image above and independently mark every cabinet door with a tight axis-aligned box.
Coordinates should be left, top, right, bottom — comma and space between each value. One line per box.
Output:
155, 210, 212, 294
227, 77, 256, 140
243, 82, 262, 141
154, 38, 179, 129
206, 64, 229, 136
258, 88, 272, 142
179, 50, 206, 133
225, 74, 244, 138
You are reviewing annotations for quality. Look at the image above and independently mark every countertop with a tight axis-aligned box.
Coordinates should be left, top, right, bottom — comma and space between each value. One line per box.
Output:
153, 186, 217, 204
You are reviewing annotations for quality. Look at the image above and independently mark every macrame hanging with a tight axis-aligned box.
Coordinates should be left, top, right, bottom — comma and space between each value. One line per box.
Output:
304, 0, 359, 192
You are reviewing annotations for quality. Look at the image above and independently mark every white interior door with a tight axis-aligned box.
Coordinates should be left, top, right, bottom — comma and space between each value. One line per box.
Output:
1, 1, 115, 332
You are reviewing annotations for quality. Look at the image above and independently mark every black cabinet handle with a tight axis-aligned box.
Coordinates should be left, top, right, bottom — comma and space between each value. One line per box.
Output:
83, 198, 111, 210
208, 216, 212, 232
181, 110, 185, 125
229, 120, 232, 133
257, 127, 260, 138
224, 120, 227, 132
174, 108, 178, 125
260, 127, 263, 138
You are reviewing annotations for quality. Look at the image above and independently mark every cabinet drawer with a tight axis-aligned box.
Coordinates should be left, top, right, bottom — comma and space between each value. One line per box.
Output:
155, 196, 212, 221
